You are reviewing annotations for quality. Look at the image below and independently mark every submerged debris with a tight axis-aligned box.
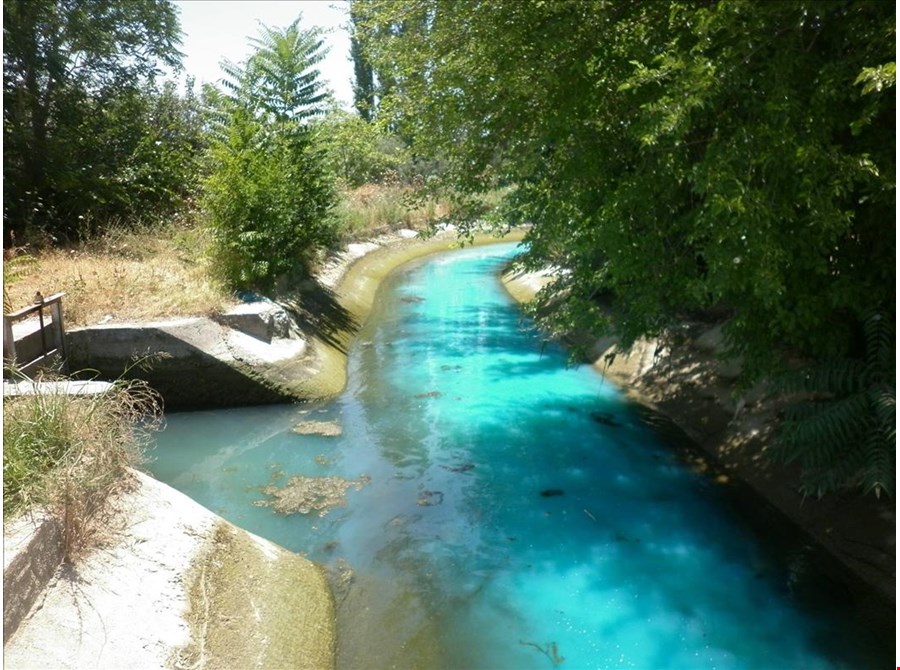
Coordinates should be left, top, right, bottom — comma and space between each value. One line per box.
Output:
416, 490, 444, 506
590, 411, 622, 428
401, 295, 426, 303
540, 489, 565, 497
255, 474, 370, 516
520, 640, 565, 666
441, 462, 475, 473
414, 390, 443, 399
292, 420, 342, 437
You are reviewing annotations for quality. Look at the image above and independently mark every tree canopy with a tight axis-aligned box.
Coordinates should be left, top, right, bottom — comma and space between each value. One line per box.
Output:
202, 17, 337, 292
3, 0, 190, 241
354, 0, 895, 495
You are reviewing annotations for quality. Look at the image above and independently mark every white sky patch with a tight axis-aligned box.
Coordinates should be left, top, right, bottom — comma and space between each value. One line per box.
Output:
170, 0, 353, 109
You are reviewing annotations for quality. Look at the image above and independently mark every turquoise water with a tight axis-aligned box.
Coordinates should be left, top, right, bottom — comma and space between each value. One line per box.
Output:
148, 243, 873, 669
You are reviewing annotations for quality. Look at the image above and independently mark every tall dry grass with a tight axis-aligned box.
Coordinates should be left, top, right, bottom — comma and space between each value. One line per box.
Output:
3, 221, 234, 327
3, 373, 162, 558
334, 184, 456, 239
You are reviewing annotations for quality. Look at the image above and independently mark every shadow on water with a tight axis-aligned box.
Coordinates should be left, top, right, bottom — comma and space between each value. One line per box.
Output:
279, 280, 358, 353
630, 404, 895, 666
150, 245, 892, 670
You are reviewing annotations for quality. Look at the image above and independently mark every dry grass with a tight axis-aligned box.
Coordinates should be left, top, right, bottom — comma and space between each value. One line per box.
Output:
4, 223, 234, 327
3, 374, 162, 558
3, 184, 494, 326
335, 184, 455, 239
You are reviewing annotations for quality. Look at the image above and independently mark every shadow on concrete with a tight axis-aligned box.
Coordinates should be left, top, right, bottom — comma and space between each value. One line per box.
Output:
67, 327, 290, 411
278, 281, 359, 354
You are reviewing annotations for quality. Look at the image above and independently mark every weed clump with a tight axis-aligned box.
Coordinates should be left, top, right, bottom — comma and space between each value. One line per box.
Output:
2, 373, 161, 558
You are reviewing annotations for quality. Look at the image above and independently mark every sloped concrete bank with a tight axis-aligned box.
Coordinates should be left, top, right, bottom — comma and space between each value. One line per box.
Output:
3, 470, 335, 669
4, 229, 526, 668
66, 229, 523, 410
503, 269, 895, 651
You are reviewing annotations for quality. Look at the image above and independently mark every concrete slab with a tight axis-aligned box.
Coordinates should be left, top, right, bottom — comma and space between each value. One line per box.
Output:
2, 471, 336, 670
219, 301, 285, 342
3, 380, 113, 397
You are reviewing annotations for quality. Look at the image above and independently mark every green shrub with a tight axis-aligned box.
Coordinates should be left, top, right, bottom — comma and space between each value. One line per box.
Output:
201, 17, 338, 293
774, 313, 895, 498
203, 118, 337, 292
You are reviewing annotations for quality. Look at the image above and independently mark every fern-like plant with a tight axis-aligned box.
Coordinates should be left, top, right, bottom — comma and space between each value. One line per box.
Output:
773, 312, 895, 498
202, 16, 337, 292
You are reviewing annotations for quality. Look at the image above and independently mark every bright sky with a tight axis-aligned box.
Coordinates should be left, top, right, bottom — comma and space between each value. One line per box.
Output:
171, 0, 354, 108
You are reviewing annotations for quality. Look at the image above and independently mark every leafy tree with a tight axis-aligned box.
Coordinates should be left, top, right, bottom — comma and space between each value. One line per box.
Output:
202, 18, 337, 292
356, 0, 895, 496
318, 108, 407, 187
775, 313, 895, 498
349, 0, 432, 135
349, 3, 377, 122
220, 18, 330, 126
3, 0, 185, 242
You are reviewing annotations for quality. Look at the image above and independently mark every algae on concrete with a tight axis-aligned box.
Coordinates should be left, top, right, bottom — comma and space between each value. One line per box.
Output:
178, 521, 336, 670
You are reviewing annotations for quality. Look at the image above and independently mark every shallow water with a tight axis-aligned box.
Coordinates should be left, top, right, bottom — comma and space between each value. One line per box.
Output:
149, 243, 876, 669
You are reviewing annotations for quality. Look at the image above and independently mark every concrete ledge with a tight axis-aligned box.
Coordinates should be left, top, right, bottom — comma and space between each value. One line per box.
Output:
3, 512, 64, 644
65, 318, 308, 410
3, 380, 114, 398
3, 470, 336, 669
219, 301, 296, 343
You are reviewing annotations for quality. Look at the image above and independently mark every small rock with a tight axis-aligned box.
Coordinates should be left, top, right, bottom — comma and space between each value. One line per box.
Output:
417, 490, 444, 506
292, 420, 342, 437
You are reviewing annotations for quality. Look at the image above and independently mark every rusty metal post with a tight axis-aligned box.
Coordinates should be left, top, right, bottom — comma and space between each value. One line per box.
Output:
49, 297, 68, 373
3, 315, 16, 369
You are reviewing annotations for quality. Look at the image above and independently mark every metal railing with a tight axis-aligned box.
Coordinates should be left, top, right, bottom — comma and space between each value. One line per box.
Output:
3, 292, 68, 375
